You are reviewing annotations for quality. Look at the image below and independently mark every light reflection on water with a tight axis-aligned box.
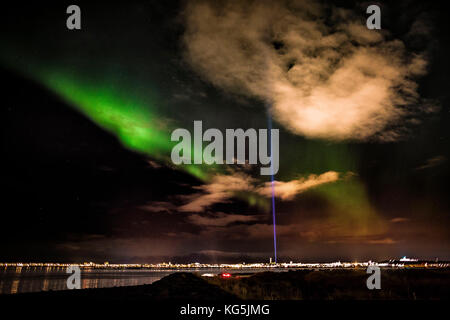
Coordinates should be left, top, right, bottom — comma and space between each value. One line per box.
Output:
0, 266, 266, 294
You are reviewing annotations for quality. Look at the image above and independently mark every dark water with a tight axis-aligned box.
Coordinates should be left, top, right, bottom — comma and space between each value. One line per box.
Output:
0, 266, 270, 294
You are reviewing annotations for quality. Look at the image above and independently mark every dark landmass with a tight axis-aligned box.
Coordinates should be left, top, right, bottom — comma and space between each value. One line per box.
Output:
1, 269, 449, 302
208, 269, 450, 300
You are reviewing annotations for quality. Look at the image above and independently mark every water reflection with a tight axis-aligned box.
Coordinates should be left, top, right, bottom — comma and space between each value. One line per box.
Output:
0, 266, 252, 294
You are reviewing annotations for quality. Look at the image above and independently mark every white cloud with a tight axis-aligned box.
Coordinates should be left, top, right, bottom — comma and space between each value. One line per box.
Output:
183, 0, 430, 141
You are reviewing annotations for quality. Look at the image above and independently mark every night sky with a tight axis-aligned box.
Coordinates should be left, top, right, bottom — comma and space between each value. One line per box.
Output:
1, 1, 449, 263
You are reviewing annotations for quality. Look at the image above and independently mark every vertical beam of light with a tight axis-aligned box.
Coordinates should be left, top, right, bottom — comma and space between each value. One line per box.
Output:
268, 115, 277, 263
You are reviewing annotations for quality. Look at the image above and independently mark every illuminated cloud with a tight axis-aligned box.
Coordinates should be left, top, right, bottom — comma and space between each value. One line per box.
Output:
188, 212, 259, 226
139, 201, 177, 213
179, 171, 341, 212
257, 171, 340, 200
178, 173, 254, 212
390, 217, 410, 223
183, 0, 430, 141
367, 238, 397, 245
415, 155, 447, 170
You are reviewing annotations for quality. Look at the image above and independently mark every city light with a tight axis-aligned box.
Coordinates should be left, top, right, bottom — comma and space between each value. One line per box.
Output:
0, 257, 448, 270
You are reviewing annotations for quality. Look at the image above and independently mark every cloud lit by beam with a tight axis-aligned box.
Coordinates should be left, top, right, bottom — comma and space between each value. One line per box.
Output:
258, 171, 340, 200
178, 171, 342, 212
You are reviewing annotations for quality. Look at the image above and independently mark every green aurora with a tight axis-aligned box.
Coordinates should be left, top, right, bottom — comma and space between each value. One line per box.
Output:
0, 47, 382, 231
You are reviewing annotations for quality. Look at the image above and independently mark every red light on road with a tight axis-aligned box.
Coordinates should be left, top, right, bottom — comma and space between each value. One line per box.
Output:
221, 272, 231, 278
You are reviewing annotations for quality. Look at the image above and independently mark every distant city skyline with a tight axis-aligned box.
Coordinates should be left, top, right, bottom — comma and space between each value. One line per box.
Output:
1, 256, 449, 267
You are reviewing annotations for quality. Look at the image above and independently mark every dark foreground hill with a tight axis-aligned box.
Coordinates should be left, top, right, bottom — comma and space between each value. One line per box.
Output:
208, 269, 450, 300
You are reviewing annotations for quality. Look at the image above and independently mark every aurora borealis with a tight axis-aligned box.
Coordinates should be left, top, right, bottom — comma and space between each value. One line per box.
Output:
1, 1, 449, 263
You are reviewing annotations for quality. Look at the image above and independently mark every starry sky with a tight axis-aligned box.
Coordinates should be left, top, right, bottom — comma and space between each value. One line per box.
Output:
1, 0, 449, 263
